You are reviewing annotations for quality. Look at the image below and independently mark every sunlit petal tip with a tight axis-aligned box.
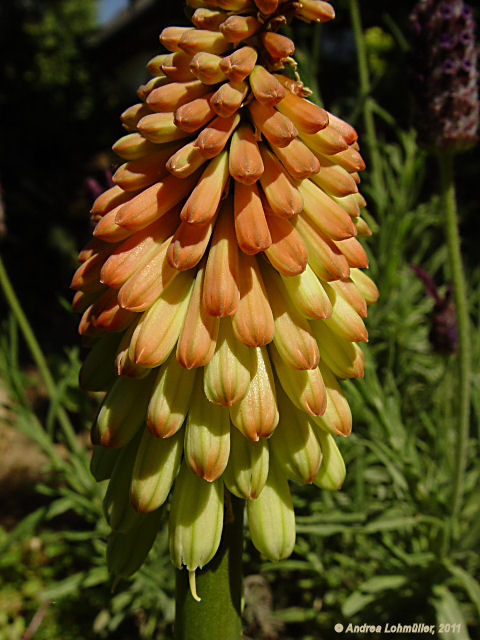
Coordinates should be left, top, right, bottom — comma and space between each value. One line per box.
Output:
249, 66, 286, 106
195, 113, 241, 158
129, 271, 194, 367
296, 0, 335, 23
100, 208, 179, 289
174, 95, 216, 133
260, 32, 295, 61
353, 217, 372, 238
280, 264, 333, 319
219, 46, 258, 83
292, 214, 350, 281
328, 277, 368, 318
167, 218, 216, 271
192, 8, 228, 31
90, 185, 137, 218
160, 51, 196, 82
312, 363, 352, 437
190, 52, 227, 85
264, 212, 308, 276
210, 80, 248, 118
120, 103, 152, 131
275, 78, 329, 134
333, 236, 369, 270
349, 268, 379, 306
219, 15, 261, 43
90, 288, 135, 332
137, 76, 169, 102
326, 111, 358, 145
146, 80, 208, 113
179, 29, 231, 56
117, 238, 178, 312
115, 173, 197, 233
160, 27, 195, 53
112, 133, 157, 161
166, 141, 209, 177
137, 112, 191, 145
272, 137, 321, 181
297, 178, 358, 240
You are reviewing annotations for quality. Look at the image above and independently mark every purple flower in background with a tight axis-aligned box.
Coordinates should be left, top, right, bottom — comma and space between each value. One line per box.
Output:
410, 265, 458, 354
409, 0, 479, 152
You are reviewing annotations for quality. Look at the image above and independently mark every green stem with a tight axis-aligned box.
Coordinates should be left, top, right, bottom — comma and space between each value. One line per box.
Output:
0, 254, 81, 455
349, 0, 384, 207
174, 493, 244, 640
437, 153, 471, 525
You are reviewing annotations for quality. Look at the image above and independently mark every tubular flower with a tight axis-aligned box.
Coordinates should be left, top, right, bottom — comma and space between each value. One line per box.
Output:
73, 0, 378, 596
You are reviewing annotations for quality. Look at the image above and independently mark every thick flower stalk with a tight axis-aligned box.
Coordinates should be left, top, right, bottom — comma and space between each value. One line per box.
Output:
73, 0, 378, 599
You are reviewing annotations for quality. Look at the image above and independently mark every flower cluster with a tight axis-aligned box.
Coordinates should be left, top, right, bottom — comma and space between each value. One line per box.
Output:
410, 0, 479, 152
72, 0, 378, 597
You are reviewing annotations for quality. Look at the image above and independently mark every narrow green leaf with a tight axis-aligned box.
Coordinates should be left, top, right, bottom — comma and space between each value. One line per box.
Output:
342, 591, 376, 617
446, 564, 480, 618
432, 585, 471, 640
359, 575, 408, 594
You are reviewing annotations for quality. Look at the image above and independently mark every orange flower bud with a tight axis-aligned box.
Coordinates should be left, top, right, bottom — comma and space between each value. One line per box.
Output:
249, 65, 286, 106
219, 15, 261, 43
260, 32, 295, 60
160, 51, 196, 82
264, 213, 308, 276
249, 100, 298, 148
195, 113, 241, 158
202, 201, 240, 317
259, 146, 303, 218
219, 46, 258, 82
233, 181, 272, 254
232, 252, 274, 347
174, 95, 216, 133
229, 123, 264, 185
190, 52, 227, 84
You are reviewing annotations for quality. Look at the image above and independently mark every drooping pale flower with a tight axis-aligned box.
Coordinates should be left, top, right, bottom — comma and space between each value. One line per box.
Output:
73, 0, 379, 598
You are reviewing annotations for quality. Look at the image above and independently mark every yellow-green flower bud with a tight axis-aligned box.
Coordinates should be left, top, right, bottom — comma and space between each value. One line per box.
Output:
223, 427, 269, 498
91, 375, 154, 448
169, 461, 224, 591
270, 387, 322, 484
130, 428, 183, 512
247, 460, 295, 561
184, 382, 231, 481
103, 435, 142, 532
313, 431, 346, 490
